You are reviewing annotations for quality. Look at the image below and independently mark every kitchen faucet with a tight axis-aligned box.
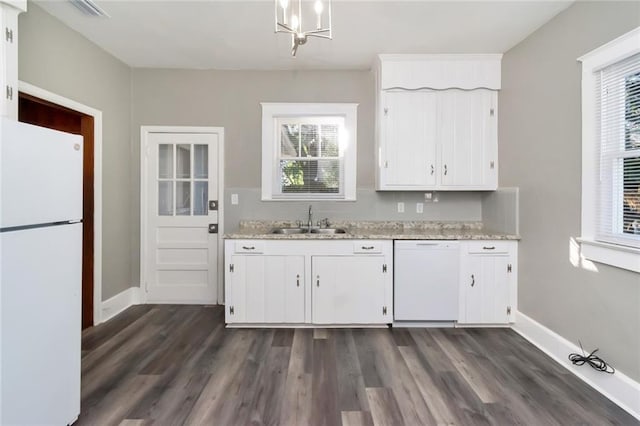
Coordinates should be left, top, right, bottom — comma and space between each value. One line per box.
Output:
307, 205, 313, 230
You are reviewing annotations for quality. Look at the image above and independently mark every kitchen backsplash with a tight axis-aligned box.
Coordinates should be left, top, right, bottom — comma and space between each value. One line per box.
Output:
224, 188, 487, 232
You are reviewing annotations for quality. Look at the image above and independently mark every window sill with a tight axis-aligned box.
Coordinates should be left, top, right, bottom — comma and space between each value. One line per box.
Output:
577, 238, 640, 273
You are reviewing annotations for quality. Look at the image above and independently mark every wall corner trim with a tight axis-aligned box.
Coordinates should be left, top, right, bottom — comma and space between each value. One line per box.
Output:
513, 311, 640, 421
99, 287, 141, 324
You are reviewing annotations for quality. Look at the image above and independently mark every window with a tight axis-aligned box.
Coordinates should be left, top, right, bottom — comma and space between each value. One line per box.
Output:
579, 27, 640, 272
261, 103, 357, 200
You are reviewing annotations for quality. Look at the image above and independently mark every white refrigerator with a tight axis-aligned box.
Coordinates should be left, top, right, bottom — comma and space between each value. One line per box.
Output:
0, 117, 82, 425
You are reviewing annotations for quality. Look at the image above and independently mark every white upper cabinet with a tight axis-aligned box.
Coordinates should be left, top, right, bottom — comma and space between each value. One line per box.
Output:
375, 54, 501, 191
0, 1, 26, 120
380, 90, 438, 188
439, 89, 497, 188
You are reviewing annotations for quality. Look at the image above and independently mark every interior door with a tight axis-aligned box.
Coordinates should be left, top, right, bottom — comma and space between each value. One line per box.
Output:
18, 92, 96, 329
145, 132, 219, 303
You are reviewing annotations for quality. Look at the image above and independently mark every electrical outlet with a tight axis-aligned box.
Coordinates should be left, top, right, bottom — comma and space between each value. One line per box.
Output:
424, 192, 433, 202
231, 193, 239, 205
416, 202, 424, 213
397, 202, 405, 213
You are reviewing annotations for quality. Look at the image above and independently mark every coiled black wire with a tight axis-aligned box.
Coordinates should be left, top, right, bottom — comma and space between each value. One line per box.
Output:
568, 341, 615, 374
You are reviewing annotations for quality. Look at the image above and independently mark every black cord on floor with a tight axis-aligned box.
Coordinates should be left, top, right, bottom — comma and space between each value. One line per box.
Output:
568, 341, 615, 374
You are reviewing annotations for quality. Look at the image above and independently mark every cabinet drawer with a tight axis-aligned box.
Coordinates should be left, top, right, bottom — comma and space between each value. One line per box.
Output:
353, 241, 383, 254
234, 241, 265, 253
466, 241, 511, 254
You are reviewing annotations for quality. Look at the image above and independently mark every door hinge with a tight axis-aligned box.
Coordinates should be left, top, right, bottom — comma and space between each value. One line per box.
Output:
382, 264, 387, 273
229, 264, 234, 272
5, 27, 13, 43
384, 107, 388, 116
490, 160, 495, 169
229, 306, 234, 315
383, 306, 387, 315
490, 108, 495, 117
507, 306, 511, 316
5, 85, 12, 101
507, 264, 512, 273
384, 160, 388, 169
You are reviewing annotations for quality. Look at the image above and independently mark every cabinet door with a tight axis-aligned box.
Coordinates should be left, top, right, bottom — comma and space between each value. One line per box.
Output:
312, 256, 388, 324
439, 90, 497, 189
265, 256, 305, 323
0, 5, 20, 119
227, 255, 304, 324
380, 91, 437, 188
460, 254, 511, 324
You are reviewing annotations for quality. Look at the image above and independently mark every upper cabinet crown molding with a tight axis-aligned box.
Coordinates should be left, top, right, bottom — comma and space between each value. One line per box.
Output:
375, 54, 502, 91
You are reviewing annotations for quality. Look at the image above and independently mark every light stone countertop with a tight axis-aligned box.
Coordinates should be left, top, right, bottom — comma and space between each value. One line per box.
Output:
224, 220, 520, 240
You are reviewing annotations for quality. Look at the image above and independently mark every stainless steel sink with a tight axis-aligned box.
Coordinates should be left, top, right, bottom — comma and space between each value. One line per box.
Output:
270, 228, 309, 234
310, 228, 347, 234
270, 227, 347, 235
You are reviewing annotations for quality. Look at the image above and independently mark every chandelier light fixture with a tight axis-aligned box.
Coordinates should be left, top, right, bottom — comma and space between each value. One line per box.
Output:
274, 0, 332, 57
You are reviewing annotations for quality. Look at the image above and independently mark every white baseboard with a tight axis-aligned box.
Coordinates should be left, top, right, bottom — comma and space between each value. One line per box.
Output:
99, 287, 141, 324
513, 311, 640, 421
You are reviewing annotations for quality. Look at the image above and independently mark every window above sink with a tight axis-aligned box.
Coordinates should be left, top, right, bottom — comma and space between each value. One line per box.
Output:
261, 103, 358, 201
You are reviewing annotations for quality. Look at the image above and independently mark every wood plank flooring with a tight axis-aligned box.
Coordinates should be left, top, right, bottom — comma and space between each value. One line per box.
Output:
78, 305, 637, 425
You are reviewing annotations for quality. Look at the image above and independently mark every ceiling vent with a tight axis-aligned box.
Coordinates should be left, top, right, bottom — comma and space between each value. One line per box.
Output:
69, 0, 110, 18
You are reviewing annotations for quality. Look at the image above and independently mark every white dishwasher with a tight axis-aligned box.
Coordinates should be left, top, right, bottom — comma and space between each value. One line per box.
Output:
394, 240, 460, 322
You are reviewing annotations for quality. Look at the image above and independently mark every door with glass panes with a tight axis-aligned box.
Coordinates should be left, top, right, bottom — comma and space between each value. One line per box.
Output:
145, 132, 219, 303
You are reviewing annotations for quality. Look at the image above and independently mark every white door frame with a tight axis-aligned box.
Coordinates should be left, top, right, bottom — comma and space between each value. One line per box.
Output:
18, 81, 104, 324
140, 126, 225, 304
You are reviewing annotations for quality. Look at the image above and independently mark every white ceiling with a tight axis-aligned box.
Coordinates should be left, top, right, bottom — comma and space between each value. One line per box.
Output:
35, 0, 574, 70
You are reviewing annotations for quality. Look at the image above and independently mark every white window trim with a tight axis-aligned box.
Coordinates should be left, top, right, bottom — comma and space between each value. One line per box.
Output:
261, 102, 358, 201
578, 26, 640, 273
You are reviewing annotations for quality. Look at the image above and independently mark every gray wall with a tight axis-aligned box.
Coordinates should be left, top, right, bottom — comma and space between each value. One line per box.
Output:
131, 69, 484, 259
19, 3, 133, 300
500, 1, 640, 381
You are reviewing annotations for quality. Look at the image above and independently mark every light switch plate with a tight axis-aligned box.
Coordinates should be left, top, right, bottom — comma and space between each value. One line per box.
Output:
416, 202, 424, 213
231, 193, 239, 205
397, 202, 405, 213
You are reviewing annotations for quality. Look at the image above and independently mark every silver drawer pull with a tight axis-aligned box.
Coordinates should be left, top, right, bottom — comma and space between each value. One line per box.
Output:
482, 246, 496, 250
471, 274, 475, 287
296, 274, 300, 287
361, 246, 375, 250
316, 275, 320, 287
242, 246, 255, 250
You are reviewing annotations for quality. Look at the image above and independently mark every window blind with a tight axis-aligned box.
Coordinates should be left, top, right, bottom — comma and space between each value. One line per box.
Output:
596, 52, 640, 248
275, 116, 344, 198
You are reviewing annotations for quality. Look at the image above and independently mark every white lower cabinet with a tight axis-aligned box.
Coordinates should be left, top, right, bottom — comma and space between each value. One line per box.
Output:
224, 240, 393, 326
458, 241, 517, 325
312, 256, 388, 325
226, 254, 304, 324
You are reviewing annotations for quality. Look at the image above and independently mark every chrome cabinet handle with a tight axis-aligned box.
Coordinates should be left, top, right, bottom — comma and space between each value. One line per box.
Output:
483, 246, 496, 250
444, 164, 448, 176
296, 274, 300, 287
471, 274, 475, 287
242, 246, 255, 250
316, 275, 320, 287
430, 164, 434, 175
361, 246, 375, 250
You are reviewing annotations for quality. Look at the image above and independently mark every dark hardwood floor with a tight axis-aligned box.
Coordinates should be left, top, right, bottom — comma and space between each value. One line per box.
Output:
78, 305, 637, 425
